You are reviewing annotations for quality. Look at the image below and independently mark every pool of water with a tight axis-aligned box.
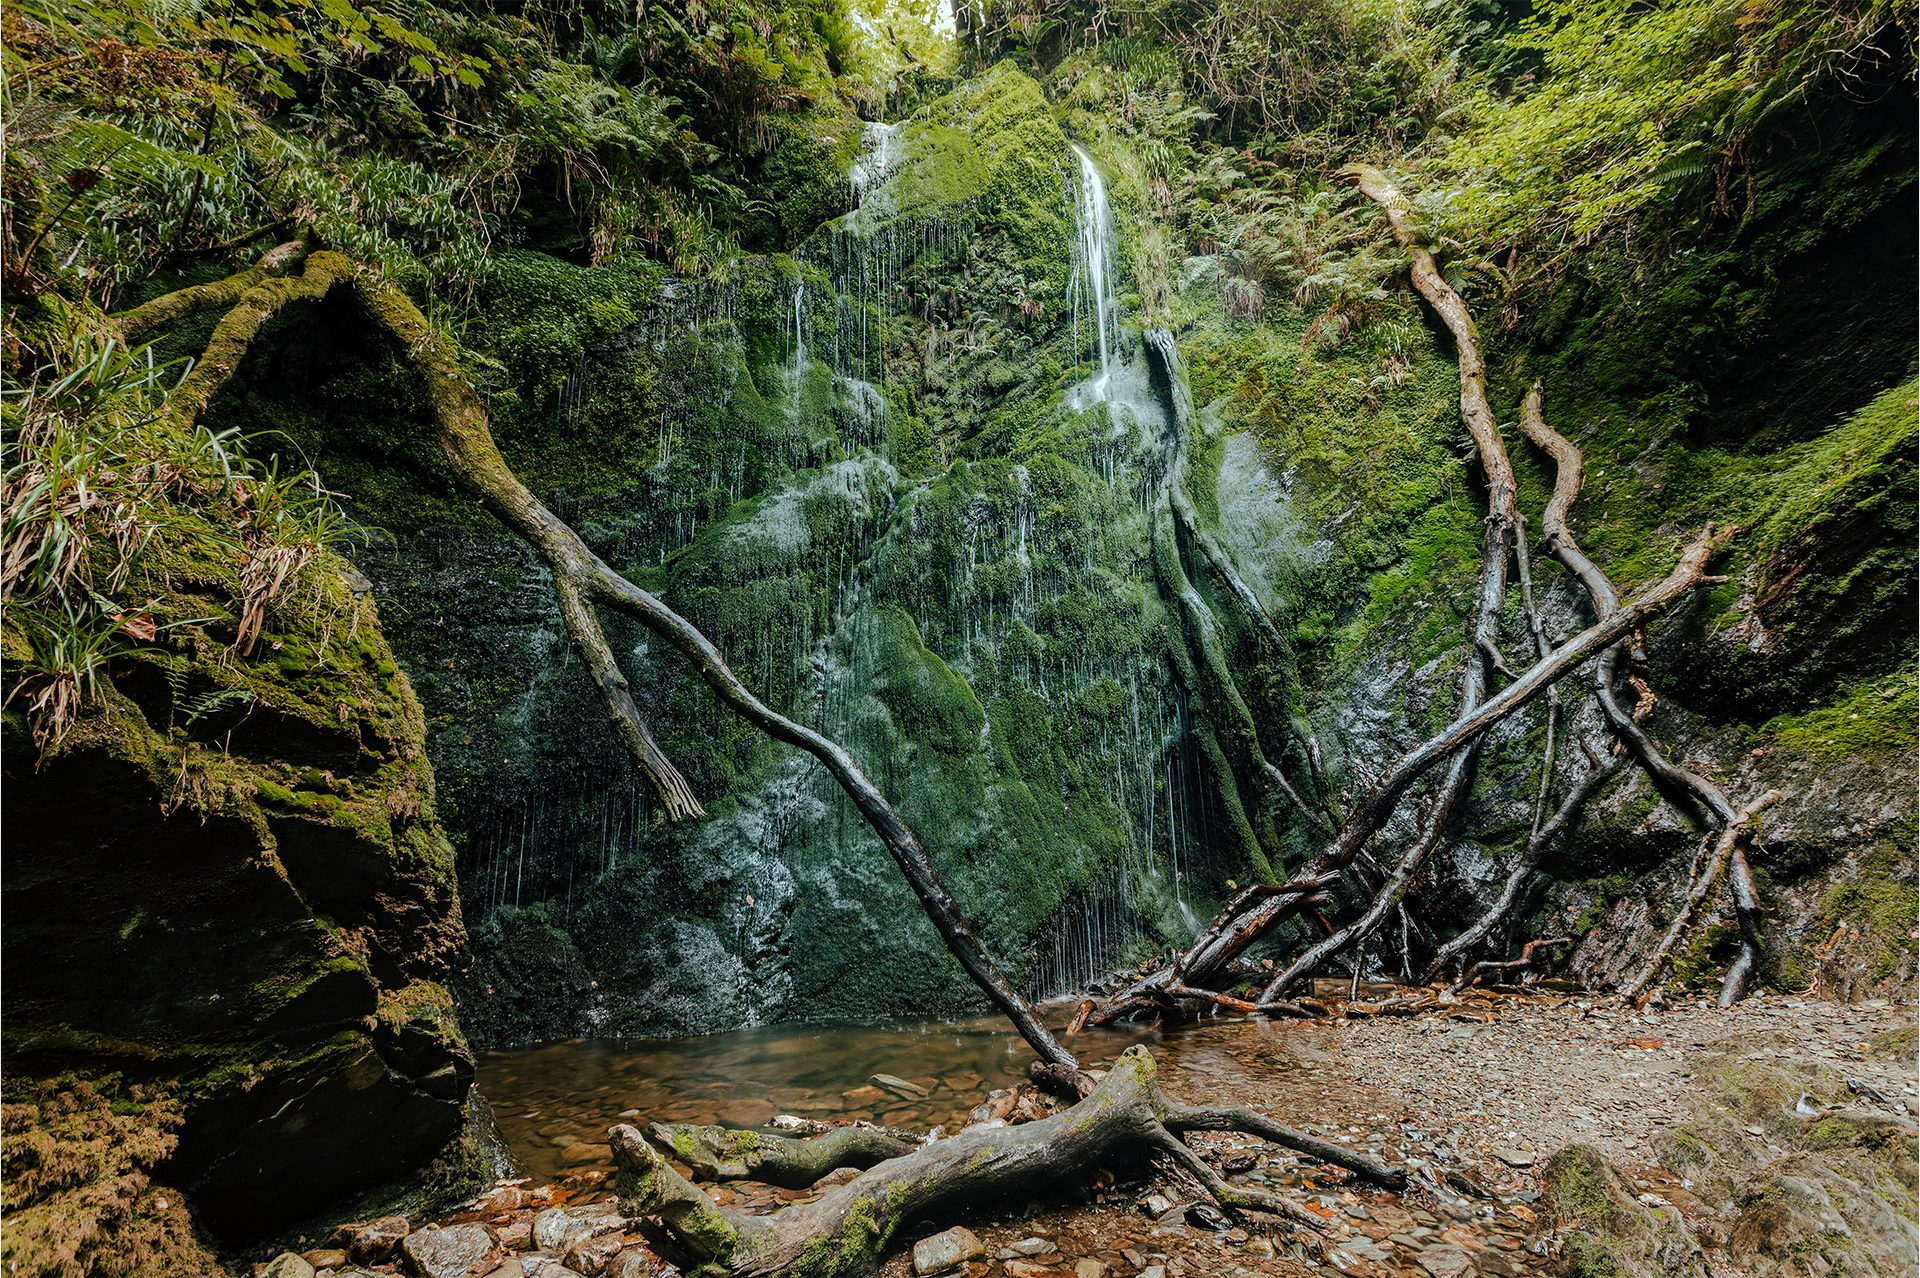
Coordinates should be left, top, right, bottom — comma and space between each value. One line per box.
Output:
474, 992, 1551, 1276
478, 1003, 1199, 1183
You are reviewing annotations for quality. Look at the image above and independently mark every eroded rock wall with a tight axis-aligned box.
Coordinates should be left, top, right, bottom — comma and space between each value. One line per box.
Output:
2, 547, 482, 1262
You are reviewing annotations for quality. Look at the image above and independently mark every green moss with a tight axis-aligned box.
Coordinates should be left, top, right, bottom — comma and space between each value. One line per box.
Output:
1764, 667, 1917, 760
1801, 840, 1919, 984
869, 606, 987, 754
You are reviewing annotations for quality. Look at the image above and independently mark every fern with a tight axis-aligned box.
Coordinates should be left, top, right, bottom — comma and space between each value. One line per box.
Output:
178, 686, 255, 731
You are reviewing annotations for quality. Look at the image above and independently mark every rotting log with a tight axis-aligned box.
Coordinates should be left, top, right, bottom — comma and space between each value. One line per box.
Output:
613, 1047, 1394, 1277
644, 1123, 915, 1189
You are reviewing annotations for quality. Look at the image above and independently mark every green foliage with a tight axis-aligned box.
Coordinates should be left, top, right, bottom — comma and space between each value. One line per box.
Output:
2, 327, 354, 752
1435, 0, 1913, 266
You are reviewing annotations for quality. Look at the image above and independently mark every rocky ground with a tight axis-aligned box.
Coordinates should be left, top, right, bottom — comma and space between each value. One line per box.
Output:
263, 993, 1916, 1278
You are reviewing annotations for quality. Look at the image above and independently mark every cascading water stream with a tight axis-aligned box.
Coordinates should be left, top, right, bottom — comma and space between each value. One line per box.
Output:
1068, 143, 1120, 399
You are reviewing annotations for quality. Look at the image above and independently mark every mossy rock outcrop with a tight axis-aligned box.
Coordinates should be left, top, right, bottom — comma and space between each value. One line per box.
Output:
1547, 1031, 1919, 1278
2, 549, 480, 1260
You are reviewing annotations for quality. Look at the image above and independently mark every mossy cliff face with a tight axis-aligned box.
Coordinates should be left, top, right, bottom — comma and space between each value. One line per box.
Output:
1142, 74, 1917, 997
221, 46, 1910, 1051
219, 63, 1251, 1046
1, 545, 479, 1259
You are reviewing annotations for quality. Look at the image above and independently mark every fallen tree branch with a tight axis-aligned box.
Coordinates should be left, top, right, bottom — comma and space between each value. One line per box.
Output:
612, 1047, 1385, 1276
1619, 790, 1783, 1003
1517, 384, 1776, 1002
129, 249, 1083, 1077
1718, 845, 1766, 1007
1165, 1105, 1407, 1190
1452, 935, 1572, 992
644, 1122, 915, 1189
1422, 753, 1628, 982
1248, 164, 1526, 1000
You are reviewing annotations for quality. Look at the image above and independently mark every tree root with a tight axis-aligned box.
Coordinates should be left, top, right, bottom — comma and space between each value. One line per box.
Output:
1619, 790, 1783, 1003
612, 1047, 1391, 1277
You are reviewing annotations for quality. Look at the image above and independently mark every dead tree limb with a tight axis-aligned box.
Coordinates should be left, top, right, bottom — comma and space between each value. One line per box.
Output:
612, 1048, 1386, 1277
1618, 790, 1782, 1003
124, 250, 1084, 1076
116, 237, 309, 342
1451, 935, 1572, 992
1517, 384, 1779, 1002
1246, 164, 1531, 1000
1516, 385, 1737, 828
643, 1123, 915, 1189
1091, 527, 1723, 1023
1718, 845, 1766, 1007
1165, 1106, 1406, 1189
1421, 753, 1628, 982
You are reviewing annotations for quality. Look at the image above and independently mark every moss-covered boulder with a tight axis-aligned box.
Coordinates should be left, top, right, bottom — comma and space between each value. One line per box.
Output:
2, 548, 480, 1257
1544, 1143, 1706, 1278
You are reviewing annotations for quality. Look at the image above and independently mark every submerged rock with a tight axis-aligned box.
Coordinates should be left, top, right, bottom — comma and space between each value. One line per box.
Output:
870, 1073, 928, 1099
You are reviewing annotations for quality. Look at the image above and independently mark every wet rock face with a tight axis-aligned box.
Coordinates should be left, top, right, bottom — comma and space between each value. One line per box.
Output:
237, 65, 1242, 1048
0, 559, 478, 1244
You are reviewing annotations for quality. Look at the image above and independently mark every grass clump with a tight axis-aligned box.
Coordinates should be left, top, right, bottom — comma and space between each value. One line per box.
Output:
2, 329, 358, 753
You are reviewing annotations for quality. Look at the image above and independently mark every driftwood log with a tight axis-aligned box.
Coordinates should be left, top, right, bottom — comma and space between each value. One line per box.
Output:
614, 1046, 1402, 1278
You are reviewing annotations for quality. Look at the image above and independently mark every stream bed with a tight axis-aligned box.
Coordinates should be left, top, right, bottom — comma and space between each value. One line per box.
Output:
476, 992, 1555, 1276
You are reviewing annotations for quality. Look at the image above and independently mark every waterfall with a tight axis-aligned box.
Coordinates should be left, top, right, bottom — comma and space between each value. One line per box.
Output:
792, 279, 807, 373
1068, 144, 1120, 397
849, 122, 902, 221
